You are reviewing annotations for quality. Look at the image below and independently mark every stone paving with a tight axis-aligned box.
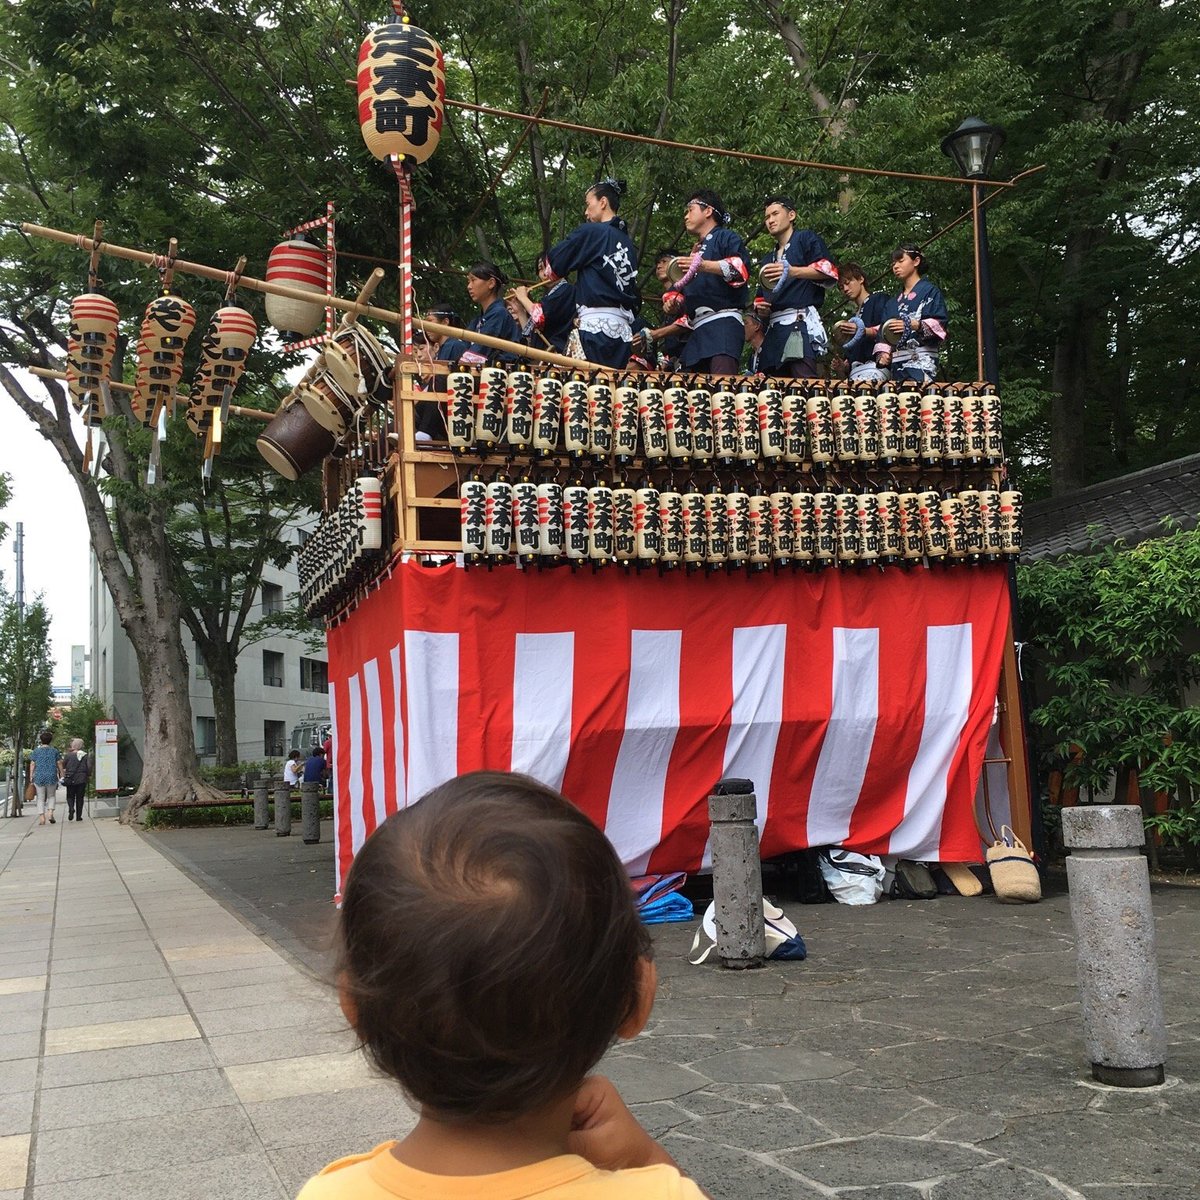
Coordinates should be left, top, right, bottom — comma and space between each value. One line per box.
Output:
2, 809, 1198, 1199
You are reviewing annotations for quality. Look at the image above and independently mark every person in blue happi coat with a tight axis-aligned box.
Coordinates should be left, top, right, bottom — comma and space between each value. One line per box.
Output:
752, 195, 839, 378
544, 178, 641, 368
510, 253, 577, 354
665, 190, 750, 375
883, 243, 949, 384
833, 262, 898, 385
462, 262, 520, 364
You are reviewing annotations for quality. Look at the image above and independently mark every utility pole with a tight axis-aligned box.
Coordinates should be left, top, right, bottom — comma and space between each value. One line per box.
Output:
9, 524, 25, 816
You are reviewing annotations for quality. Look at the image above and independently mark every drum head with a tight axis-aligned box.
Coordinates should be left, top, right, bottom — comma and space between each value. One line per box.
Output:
327, 326, 393, 404
298, 377, 354, 438
257, 400, 335, 480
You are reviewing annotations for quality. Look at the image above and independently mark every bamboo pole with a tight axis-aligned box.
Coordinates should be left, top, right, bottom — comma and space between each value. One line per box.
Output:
26, 365, 274, 421
444, 97, 1018, 189
20, 222, 598, 372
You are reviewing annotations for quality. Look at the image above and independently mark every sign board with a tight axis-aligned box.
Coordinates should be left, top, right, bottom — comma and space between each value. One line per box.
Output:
71, 645, 86, 695
94, 720, 119, 793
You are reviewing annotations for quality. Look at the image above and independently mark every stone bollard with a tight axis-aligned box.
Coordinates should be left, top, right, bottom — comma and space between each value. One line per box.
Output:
707, 778, 766, 970
253, 778, 270, 830
274, 776, 292, 837
1062, 804, 1166, 1087
300, 781, 321, 844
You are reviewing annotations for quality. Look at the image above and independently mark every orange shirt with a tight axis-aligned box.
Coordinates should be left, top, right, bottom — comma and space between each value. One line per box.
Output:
297, 1144, 706, 1200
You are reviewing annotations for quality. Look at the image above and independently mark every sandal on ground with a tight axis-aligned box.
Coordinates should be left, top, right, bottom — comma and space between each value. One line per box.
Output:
49, 815, 55, 823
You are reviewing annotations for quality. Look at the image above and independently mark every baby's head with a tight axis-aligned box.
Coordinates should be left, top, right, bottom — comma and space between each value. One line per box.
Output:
337, 771, 653, 1124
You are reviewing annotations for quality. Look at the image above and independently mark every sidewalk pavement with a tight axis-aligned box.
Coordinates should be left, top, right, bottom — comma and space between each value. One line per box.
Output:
2, 811, 1199, 1200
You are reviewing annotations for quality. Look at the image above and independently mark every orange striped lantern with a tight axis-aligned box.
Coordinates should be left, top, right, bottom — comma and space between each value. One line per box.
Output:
67, 293, 120, 422
264, 239, 327, 341
357, 20, 445, 164
132, 294, 196, 426
189, 306, 257, 408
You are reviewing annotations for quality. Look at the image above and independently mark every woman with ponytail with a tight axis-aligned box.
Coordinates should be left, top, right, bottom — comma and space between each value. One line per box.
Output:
544, 178, 641, 368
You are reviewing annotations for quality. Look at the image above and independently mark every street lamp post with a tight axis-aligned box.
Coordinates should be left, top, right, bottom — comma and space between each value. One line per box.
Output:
941, 117, 1042, 857
941, 117, 1006, 385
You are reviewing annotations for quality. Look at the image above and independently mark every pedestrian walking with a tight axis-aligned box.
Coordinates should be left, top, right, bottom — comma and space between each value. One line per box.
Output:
62, 737, 90, 821
27, 729, 63, 826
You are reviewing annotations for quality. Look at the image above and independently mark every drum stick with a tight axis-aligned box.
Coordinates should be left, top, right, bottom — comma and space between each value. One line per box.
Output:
22, 222, 598, 372
27, 366, 274, 422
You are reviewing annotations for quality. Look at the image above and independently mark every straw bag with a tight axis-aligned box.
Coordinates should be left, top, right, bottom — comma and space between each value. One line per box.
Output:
986, 827, 1041, 903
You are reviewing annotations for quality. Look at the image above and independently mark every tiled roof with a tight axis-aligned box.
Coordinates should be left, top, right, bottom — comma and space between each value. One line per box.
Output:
1022, 453, 1200, 561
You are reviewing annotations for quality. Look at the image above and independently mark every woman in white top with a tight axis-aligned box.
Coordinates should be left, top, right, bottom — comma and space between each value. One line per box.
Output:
283, 751, 304, 788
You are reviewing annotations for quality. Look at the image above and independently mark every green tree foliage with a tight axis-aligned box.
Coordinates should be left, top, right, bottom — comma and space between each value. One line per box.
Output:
0, 476, 54, 785
53, 691, 110, 752
1019, 527, 1200, 852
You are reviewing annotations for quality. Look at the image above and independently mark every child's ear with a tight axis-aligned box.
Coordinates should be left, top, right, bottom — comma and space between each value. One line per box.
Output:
337, 972, 359, 1031
616, 957, 657, 1040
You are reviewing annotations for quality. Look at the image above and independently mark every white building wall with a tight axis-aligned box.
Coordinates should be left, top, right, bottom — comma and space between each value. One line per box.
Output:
89, 522, 328, 781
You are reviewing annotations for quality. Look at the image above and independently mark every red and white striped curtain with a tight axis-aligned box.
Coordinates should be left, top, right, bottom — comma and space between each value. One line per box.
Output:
327, 561, 1011, 899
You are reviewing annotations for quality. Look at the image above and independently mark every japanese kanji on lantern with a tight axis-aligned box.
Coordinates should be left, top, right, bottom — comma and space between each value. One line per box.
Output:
357, 19, 445, 164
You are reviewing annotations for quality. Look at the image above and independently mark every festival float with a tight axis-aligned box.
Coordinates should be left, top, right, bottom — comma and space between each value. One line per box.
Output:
22, 2, 1031, 901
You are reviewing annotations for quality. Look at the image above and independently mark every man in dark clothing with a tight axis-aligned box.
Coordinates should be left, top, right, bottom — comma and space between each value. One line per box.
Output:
303, 746, 328, 784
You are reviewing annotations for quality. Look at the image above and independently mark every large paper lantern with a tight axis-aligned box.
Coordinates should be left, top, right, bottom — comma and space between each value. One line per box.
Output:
357, 20, 445, 164
265, 239, 327, 342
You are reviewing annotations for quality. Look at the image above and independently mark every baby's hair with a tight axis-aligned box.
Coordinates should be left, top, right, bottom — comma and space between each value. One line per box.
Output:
337, 770, 651, 1124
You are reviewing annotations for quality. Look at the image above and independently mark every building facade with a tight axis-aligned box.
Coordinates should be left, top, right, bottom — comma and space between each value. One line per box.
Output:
88, 523, 329, 783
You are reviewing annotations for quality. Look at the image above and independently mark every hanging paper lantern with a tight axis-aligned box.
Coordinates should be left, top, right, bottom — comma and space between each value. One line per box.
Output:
357, 20, 445, 164
66, 293, 120, 422
132, 294, 196, 426
265, 239, 327, 341
189, 306, 258, 409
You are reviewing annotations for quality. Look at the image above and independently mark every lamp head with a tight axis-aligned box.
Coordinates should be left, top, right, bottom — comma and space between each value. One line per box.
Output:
941, 117, 1006, 179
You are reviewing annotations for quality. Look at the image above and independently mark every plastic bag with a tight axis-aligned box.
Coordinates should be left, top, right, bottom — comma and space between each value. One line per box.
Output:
818, 848, 885, 905
688, 898, 807, 964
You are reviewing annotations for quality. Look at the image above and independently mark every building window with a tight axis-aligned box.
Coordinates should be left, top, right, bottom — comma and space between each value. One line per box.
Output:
300, 657, 328, 693
261, 582, 284, 616
262, 650, 285, 688
297, 527, 312, 548
264, 720, 287, 758
196, 716, 216, 756
195, 654, 209, 681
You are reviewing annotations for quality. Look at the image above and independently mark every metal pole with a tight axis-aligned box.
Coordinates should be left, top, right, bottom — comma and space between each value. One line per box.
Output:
9, 525, 25, 817
975, 183, 999, 385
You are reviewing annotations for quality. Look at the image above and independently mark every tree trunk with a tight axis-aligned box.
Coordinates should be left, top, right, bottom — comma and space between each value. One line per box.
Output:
1050, 229, 1097, 494
116, 504, 226, 820
205, 646, 240, 768
0, 364, 223, 821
